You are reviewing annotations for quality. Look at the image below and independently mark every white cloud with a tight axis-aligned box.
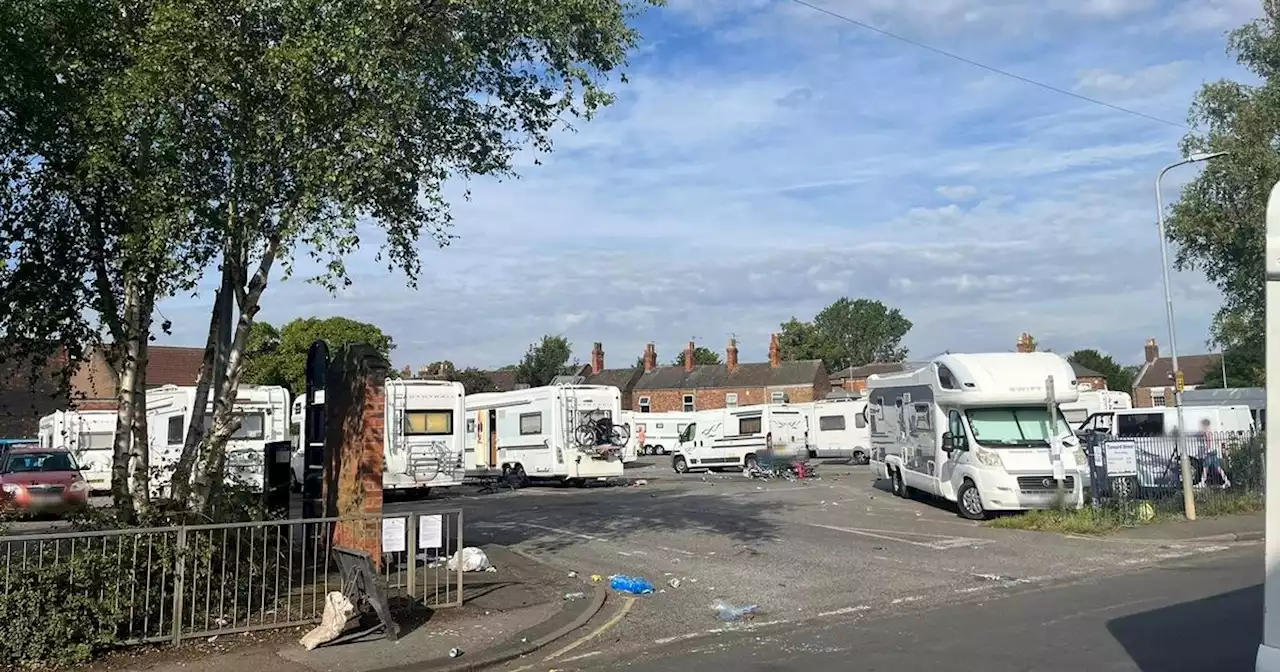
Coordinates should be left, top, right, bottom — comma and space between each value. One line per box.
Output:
156, 0, 1250, 371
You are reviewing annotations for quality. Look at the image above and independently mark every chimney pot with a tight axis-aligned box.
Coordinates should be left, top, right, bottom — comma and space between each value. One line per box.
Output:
644, 343, 657, 373
401, 365, 412, 378
591, 341, 604, 375
727, 338, 739, 372
1144, 338, 1160, 363
684, 341, 696, 372
417, 365, 430, 378
769, 333, 781, 369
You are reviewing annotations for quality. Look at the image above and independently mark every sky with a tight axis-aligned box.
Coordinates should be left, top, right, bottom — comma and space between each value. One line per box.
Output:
155, 0, 1265, 371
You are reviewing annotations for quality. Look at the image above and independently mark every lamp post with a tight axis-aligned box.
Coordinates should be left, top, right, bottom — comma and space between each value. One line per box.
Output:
1256, 178, 1280, 672
1154, 151, 1229, 521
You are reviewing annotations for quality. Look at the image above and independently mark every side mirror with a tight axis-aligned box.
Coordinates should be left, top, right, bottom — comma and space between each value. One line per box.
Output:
941, 432, 955, 452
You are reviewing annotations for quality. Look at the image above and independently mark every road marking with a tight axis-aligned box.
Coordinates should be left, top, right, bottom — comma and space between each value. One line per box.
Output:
544, 596, 637, 661
652, 619, 789, 645
520, 522, 607, 542
801, 522, 994, 550
817, 605, 870, 617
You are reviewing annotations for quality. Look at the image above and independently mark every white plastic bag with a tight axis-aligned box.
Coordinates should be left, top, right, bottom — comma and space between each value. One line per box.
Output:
446, 546, 492, 572
299, 591, 356, 650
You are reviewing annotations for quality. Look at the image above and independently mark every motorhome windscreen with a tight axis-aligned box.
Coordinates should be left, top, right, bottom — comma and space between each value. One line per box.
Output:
965, 407, 1071, 447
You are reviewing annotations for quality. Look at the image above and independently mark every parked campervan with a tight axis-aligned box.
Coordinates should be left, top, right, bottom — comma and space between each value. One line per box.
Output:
148, 384, 292, 494
1060, 389, 1132, 427
670, 404, 808, 473
384, 380, 467, 491
629, 411, 695, 455
867, 352, 1086, 520
38, 409, 117, 493
806, 398, 871, 463
463, 384, 625, 484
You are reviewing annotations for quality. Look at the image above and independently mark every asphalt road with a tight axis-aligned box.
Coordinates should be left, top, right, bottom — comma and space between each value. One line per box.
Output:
584, 540, 1262, 672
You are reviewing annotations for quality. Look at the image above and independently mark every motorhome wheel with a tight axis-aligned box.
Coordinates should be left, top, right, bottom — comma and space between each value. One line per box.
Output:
852, 450, 868, 466
890, 468, 906, 497
957, 481, 987, 520
743, 454, 759, 472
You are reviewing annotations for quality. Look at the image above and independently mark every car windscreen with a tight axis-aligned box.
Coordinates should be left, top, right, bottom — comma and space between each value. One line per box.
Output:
3, 452, 78, 473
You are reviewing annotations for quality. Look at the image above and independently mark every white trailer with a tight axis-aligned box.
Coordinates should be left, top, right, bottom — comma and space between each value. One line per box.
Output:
670, 404, 809, 473
463, 384, 625, 483
807, 398, 871, 463
629, 411, 694, 455
384, 380, 467, 491
1060, 389, 1132, 427
148, 384, 292, 494
867, 352, 1087, 520
38, 409, 117, 492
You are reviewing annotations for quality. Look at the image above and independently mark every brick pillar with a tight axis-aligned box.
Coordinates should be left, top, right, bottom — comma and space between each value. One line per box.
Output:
324, 343, 389, 567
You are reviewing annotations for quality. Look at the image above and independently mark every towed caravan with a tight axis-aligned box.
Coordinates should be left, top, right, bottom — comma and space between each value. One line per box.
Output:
629, 411, 695, 456
806, 397, 871, 463
670, 404, 808, 473
463, 384, 625, 484
38, 409, 117, 493
867, 352, 1086, 520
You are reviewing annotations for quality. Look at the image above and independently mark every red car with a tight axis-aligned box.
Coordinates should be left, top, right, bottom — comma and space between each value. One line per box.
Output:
0, 448, 91, 512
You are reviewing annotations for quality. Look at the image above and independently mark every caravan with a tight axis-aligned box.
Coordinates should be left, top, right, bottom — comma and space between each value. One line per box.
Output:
670, 404, 808, 473
148, 384, 292, 494
867, 352, 1086, 520
629, 411, 695, 455
38, 409, 117, 492
383, 380, 467, 491
1060, 389, 1133, 428
463, 384, 625, 483
806, 398, 871, 463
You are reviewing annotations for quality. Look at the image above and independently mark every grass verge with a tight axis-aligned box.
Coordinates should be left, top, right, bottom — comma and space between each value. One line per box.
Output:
986, 489, 1264, 535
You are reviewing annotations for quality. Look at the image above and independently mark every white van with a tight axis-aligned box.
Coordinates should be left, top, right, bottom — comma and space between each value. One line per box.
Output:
670, 404, 808, 473
867, 352, 1086, 520
629, 411, 695, 455
1061, 389, 1132, 428
1079, 405, 1256, 438
38, 409, 117, 492
807, 398, 871, 463
463, 384, 625, 483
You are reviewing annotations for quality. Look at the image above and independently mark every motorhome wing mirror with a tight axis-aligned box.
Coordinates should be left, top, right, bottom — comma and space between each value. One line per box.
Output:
941, 432, 955, 452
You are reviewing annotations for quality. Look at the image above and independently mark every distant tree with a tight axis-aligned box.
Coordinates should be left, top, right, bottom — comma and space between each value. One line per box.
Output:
672, 346, 722, 366
634, 355, 646, 369
516, 335, 574, 387
1121, 365, 1142, 388
242, 317, 394, 394
1201, 336, 1264, 388
1067, 349, 1132, 392
452, 367, 498, 394
425, 360, 457, 377
779, 299, 912, 372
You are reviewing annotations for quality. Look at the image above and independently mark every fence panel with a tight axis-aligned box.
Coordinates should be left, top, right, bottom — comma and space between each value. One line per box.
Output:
1086, 429, 1264, 516
0, 508, 464, 649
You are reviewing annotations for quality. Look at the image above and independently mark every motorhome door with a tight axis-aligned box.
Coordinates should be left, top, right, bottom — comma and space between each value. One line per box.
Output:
487, 409, 498, 467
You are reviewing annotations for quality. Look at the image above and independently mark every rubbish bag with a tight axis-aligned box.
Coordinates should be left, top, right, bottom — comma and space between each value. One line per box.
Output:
446, 546, 492, 572
299, 591, 357, 650
609, 574, 655, 595
712, 599, 760, 622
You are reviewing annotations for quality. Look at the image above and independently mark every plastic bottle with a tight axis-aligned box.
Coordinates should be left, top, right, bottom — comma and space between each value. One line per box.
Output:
609, 574, 655, 595
712, 599, 760, 622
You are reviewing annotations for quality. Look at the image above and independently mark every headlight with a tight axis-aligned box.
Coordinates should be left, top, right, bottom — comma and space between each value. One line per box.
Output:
1, 483, 22, 495
69, 480, 91, 493
974, 448, 1003, 468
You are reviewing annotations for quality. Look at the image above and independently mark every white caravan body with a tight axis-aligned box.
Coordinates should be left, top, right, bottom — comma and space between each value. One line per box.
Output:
288, 390, 325, 485
1060, 390, 1133, 427
383, 380, 467, 490
867, 352, 1086, 516
807, 398, 871, 461
38, 409, 117, 492
617, 410, 640, 463
629, 411, 695, 455
463, 384, 625, 481
671, 404, 809, 472
1079, 404, 1256, 438
148, 384, 292, 494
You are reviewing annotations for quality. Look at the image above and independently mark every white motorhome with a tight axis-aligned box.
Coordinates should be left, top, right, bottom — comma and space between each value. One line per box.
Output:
1078, 405, 1256, 438
807, 398, 871, 463
38, 409, 117, 492
1060, 389, 1132, 427
463, 384, 625, 483
867, 352, 1087, 520
383, 380, 467, 491
148, 384, 292, 494
670, 404, 809, 473
629, 411, 694, 455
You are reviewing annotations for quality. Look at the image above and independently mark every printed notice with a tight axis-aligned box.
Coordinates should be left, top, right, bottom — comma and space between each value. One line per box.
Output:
382, 517, 407, 554
418, 514, 444, 550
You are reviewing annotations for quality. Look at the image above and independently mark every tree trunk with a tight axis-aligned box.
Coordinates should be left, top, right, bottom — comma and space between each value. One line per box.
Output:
129, 284, 156, 516
110, 279, 142, 523
169, 274, 230, 507
189, 236, 281, 515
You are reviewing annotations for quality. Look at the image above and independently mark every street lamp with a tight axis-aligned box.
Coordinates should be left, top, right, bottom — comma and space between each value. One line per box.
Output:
1255, 177, 1280, 672
1154, 151, 1229, 521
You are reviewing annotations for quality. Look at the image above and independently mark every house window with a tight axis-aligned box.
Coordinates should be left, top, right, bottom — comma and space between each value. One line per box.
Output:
770, 391, 787, 404
404, 409, 453, 436
738, 416, 763, 435
167, 416, 184, 444
682, 394, 695, 412
638, 396, 651, 413
819, 415, 845, 431
1151, 392, 1166, 407
519, 412, 542, 435
725, 393, 738, 407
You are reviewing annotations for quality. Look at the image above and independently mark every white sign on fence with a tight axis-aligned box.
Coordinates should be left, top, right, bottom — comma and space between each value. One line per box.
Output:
419, 514, 444, 550
1104, 441, 1139, 478
382, 517, 407, 553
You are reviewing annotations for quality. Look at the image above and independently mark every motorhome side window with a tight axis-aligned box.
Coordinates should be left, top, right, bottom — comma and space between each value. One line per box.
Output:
947, 410, 969, 450
937, 365, 960, 390
855, 412, 866, 429
167, 416, 184, 444
466, 419, 476, 433
404, 410, 453, 436
739, 416, 763, 435
199, 412, 265, 440
519, 412, 542, 435
1116, 413, 1163, 437
679, 423, 696, 442
819, 415, 845, 431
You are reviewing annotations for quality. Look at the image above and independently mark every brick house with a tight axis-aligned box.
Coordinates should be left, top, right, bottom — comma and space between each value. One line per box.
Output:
581, 335, 829, 413
0, 345, 206, 438
1131, 338, 1222, 408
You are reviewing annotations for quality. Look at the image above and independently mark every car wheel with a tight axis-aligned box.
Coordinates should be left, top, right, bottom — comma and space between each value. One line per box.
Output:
673, 455, 689, 474
957, 480, 987, 520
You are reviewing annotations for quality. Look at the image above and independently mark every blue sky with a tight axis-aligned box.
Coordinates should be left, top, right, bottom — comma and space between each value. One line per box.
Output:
156, 0, 1263, 371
